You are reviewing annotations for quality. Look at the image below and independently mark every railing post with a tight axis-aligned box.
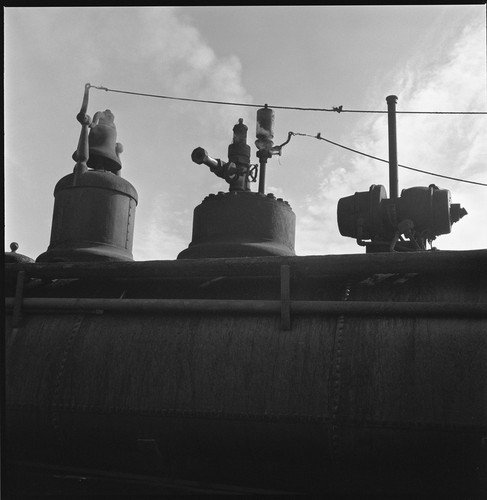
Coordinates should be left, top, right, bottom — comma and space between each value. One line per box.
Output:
12, 270, 26, 329
280, 265, 291, 330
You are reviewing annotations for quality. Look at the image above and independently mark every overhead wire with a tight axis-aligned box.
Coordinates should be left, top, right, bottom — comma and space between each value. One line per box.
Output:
87, 84, 487, 186
89, 85, 487, 115
290, 132, 487, 187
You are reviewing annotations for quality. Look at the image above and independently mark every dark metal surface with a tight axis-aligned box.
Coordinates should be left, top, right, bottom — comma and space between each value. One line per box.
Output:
228, 118, 251, 171
36, 171, 138, 263
85, 109, 123, 173
337, 183, 466, 251
6, 249, 484, 281
4, 250, 487, 496
337, 95, 467, 252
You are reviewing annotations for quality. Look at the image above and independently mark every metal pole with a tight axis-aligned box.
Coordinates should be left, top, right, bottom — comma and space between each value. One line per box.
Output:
258, 159, 266, 194
257, 150, 269, 194
386, 95, 399, 199
73, 84, 92, 185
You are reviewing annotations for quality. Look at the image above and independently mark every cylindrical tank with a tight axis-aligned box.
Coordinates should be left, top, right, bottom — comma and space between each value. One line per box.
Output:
178, 191, 296, 258
37, 171, 138, 262
5, 252, 487, 495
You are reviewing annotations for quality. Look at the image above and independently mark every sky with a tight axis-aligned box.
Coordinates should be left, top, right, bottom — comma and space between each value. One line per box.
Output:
4, 5, 487, 261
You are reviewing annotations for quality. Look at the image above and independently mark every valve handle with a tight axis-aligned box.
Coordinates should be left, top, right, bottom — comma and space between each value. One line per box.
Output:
248, 164, 258, 182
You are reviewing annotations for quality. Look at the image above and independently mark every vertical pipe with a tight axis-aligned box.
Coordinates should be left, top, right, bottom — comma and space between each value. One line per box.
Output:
386, 95, 398, 199
258, 159, 267, 194
73, 84, 92, 186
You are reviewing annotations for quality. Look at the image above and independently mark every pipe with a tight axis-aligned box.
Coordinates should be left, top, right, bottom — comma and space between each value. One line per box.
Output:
386, 95, 399, 199
5, 297, 487, 317
191, 147, 221, 171
73, 84, 93, 186
258, 159, 267, 194
256, 148, 272, 194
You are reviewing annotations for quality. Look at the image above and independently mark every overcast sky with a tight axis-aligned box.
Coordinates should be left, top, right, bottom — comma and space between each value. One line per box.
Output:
4, 6, 487, 261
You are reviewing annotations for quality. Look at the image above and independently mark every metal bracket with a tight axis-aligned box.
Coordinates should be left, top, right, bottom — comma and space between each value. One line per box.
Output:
280, 265, 291, 330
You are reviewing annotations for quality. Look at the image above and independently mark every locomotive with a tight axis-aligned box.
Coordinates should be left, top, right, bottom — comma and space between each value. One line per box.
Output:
4, 90, 487, 497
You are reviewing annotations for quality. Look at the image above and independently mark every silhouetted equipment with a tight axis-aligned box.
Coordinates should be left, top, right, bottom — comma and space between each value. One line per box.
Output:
255, 105, 275, 151
337, 96, 467, 251
255, 105, 275, 194
4, 242, 34, 264
37, 92, 137, 262
178, 191, 296, 258
5, 251, 487, 496
191, 118, 252, 192
229, 118, 252, 179
337, 183, 467, 251
85, 109, 123, 174
181, 117, 295, 258
191, 147, 245, 191
254, 105, 294, 194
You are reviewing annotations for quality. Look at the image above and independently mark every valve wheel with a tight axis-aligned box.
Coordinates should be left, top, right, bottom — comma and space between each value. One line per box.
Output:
248, 165, 258, 182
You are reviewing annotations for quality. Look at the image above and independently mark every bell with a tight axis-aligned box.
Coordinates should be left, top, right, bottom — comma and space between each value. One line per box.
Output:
73, 109, 123, 173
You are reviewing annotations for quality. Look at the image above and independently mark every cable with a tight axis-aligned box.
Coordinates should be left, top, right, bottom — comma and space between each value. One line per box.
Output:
86, 84, 486, 186
290, 132, 487, 187
89, 85, 260, 110
89, 85, 487, 115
